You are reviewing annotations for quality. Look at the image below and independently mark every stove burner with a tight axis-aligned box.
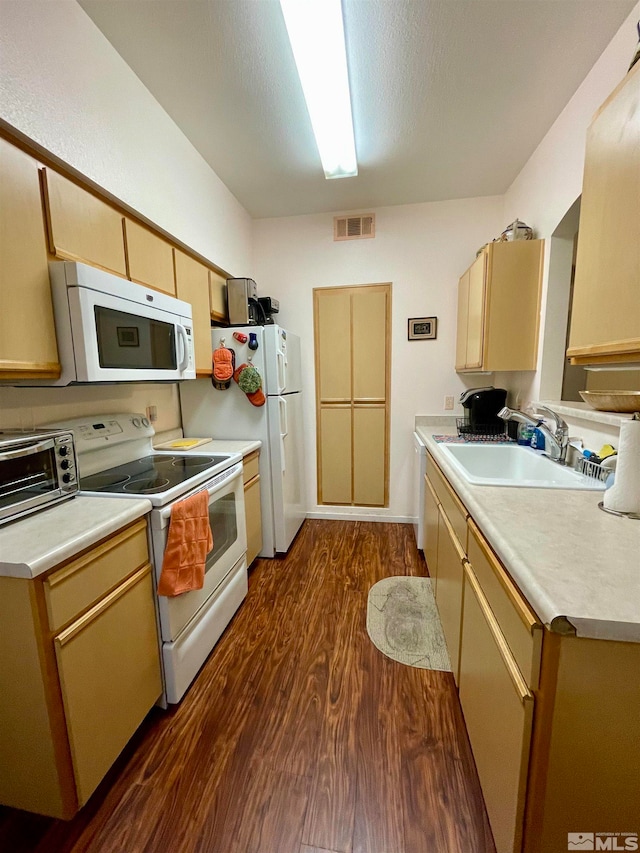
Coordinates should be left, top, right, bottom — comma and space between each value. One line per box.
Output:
82, 472, 131, 489
123, 476, 171, 494
171, 457, 218, 471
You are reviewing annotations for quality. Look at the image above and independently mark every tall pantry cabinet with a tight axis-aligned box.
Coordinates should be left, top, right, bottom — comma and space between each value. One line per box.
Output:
314, 283, 391, 507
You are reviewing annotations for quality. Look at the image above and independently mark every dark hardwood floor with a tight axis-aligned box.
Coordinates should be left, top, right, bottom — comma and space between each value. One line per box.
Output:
0, 520, 495, 853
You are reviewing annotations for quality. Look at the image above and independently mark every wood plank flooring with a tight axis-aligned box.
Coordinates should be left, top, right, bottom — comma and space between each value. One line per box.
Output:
0, 520, 495, 853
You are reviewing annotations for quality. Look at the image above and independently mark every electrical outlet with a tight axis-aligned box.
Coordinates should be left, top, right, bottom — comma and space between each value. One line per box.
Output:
444, 395, 455, 411
146, 405, 158, 423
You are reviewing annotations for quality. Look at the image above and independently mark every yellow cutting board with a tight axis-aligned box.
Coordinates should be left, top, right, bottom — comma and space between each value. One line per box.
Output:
154, 437, 213, 450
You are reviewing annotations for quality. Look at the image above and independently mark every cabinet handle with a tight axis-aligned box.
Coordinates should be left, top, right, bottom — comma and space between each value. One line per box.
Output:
464, 561, 533, 706
55, 564, 152, 647
438, 503, 466, 564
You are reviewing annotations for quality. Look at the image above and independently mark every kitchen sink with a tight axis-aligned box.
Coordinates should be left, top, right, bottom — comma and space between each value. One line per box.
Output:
439, 443, 606, 490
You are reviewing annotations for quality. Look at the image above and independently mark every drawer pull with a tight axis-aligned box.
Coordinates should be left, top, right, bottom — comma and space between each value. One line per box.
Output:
464, 561, 533, 706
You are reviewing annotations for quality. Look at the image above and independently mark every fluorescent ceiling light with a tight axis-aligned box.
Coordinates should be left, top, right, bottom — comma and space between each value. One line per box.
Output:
279, 0, 358, 179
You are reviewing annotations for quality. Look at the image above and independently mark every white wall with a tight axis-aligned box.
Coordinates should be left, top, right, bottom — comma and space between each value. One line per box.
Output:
254, 196, 504, 521
496, 1, 640, 407
0, 0, 254, 430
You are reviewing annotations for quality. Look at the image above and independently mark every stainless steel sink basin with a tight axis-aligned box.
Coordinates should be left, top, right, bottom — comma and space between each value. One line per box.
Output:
439, 443, 605, 490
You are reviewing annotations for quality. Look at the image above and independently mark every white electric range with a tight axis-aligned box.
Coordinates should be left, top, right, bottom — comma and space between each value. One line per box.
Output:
46, 414, 248, 705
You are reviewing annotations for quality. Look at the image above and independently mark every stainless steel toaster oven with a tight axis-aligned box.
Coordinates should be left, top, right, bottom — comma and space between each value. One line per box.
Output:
0, 429, 78, 525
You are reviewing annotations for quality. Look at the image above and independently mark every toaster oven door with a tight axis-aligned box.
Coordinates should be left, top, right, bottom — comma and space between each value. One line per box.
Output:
0, 438, 72, 525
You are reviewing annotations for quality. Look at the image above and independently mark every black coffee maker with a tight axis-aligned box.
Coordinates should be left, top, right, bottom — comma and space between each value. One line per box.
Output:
459, 387, 508, 436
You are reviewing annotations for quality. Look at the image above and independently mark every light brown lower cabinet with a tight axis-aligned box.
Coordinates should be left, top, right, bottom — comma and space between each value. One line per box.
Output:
434, 503, 465, 682
423, 476, 439, 589
243, 450, 262, 567
459, 562, 534, 853
425, 451, 640, 853
0, 519, 162, 818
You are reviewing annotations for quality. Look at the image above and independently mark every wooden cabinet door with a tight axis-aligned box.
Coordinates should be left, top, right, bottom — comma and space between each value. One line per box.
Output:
455, 269, 470, 371
459, 562, 534, 853
244, 474, 263, 567
174, 250, 212, 375
353, 406, 385, 505
314, 284, 390, 507
0, 139, 60, 379
466, 252, 486, 369
319, 406, 352, 504
124, 219, 175, 295
568, 62, 640, 364
42, 169, 127, 276
352, 288, 387, 401
423, 476, 440, 589
315, 288, 352, 402
209, 269, 227, 321
434, 505, 465, 682
54, 565, 162, 806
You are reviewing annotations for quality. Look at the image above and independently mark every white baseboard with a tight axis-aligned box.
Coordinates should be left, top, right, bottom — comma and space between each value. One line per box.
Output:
305, 511, 414, 524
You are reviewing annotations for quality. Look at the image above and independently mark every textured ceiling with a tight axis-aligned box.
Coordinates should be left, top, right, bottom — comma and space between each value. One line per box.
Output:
78, 0, 636, 219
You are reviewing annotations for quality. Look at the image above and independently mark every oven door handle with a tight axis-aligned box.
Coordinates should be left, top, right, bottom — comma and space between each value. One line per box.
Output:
0, 438, 56, 461
153, 462, 244, 525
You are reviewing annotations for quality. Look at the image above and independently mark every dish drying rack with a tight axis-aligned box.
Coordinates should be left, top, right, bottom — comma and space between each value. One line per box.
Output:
575, 456, 611, 483
456, 418, 509, 442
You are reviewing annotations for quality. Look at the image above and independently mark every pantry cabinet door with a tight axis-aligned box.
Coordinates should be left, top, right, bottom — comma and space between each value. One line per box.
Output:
352, 288, 388, 401
353, 406, 386, 506
0, 139, 60, 379
568, 62, 640, 364
319, 406, 352, 504
315, 288, 352, 402
42, 168, 127, 276
124, 219, 176, 295
174, 250, 212, 375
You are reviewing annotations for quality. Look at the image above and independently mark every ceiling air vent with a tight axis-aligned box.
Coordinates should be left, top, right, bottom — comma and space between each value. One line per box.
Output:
334, 214, 375, 241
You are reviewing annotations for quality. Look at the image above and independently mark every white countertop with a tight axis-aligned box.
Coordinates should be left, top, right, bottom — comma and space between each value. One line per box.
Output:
192, 439, 261, 457
416, 425, 640, 643
0, 496, 152, 579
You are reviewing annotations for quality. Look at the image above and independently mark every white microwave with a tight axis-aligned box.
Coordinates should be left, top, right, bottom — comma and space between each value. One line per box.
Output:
46, 261, 196, 385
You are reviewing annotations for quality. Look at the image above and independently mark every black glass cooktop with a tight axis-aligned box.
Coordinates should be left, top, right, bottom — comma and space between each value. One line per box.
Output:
81, 454, 228, 495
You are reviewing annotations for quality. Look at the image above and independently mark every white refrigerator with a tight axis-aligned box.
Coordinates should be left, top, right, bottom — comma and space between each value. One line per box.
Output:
179, 325, 306, 557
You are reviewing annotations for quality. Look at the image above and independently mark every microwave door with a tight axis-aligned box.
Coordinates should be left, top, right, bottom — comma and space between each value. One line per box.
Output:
69, 286, 194, 382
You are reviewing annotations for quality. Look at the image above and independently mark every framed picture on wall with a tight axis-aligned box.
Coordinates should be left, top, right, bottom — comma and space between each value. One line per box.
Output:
408, 317, 437, 340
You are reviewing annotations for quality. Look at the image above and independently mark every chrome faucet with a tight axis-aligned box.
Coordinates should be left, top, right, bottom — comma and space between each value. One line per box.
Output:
498, 405, 570, 464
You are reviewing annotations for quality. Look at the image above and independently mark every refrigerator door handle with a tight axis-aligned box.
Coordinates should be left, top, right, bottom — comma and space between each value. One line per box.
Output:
279, 396, 288, 473
277, 349, 287, 393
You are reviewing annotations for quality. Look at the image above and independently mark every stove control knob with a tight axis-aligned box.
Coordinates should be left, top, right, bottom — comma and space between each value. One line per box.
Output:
58, 445, 69, 456
60, 459, 72, 470
62, 473, 75, 484
142, 417, 150, 427
132, 417, 141, 428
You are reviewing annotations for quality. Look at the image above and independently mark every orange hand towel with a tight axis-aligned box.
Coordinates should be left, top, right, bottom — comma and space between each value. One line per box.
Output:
157, 490, 213, 596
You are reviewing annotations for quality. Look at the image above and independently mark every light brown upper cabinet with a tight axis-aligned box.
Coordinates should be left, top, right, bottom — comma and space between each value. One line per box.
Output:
0, 139, 60, 380
568, 62, 640, 365
174, 250, 212, 376
123, 219, 176, 295
456, 240, 544, 373
209, 269, 228, 322
314, 283, 391, 507
41, 168, 127, 277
